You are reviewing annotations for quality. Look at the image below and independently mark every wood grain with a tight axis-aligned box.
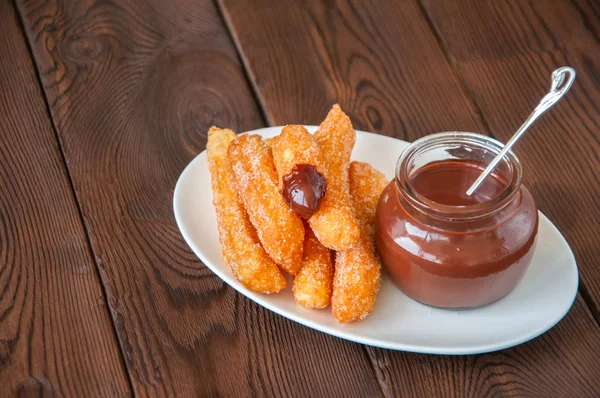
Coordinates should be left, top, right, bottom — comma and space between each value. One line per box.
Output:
368, 295, 600, 397
16, 0, 383, 395
220, 0, 600, 396
0, 1, 131, 396
219, 0, 485, 138
421, 0, 600, 323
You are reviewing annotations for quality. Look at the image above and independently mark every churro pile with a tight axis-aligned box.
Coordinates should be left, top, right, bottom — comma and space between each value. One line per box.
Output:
207, 105, 388, 323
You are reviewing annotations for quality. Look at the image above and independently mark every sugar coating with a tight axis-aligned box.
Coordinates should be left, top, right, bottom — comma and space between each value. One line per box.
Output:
293, 226, 334, 309
228, 134, 304, 275
207, 127, 286, 293
309, 104, 361, 250
271, 125, 327, 192
331, 161, 389, 323
332, 240, 380, 322
348, 161, 389, 241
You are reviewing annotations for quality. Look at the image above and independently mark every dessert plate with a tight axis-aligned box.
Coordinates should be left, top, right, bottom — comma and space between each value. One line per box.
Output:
173, 126, 579, 355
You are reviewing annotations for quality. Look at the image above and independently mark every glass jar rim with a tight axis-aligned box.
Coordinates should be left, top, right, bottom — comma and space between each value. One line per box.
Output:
395, 132, 523, 220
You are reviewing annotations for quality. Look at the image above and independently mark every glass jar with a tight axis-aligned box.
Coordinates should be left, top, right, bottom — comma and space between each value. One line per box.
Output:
375, 132, 538, 308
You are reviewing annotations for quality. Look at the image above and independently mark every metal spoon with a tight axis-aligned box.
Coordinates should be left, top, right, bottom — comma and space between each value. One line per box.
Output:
466, 67, 576, 196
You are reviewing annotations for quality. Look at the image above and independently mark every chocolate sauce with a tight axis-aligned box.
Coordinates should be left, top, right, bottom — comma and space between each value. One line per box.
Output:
375, 159, 538, 308
409, 160, 506, 206
281, 164, 327, 219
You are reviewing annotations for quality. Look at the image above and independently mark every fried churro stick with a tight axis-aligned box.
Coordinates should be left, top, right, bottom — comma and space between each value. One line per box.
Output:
272, 125, 327, 220
332, 161, 388, 323
228, 134, 304, 275
207, 127, 286, 293
310, 105, 360, 250
293, 226, 334, 308
347, 161, 389, 242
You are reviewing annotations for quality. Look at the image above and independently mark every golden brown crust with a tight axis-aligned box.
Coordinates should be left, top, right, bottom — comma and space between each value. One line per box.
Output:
207, 127, 286, 293
293, 227, 334, 309
228, 134, 304, 275
332, 240, 380, 322
331, 161, 388, 322
309, 105, 361, 250
348, 161, 389, 241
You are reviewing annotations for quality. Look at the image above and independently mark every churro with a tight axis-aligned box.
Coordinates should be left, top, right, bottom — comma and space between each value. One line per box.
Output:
272, 125, 327, 220
332, 161, 388, 323
207, 127, 286, 293
228, 134, 304, 275
348, 161, 389, 242
310, 105, 360, 250
293, 226, 334, 309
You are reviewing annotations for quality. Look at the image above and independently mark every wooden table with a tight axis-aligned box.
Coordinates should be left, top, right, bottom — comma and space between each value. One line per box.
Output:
2, 0, 599, 396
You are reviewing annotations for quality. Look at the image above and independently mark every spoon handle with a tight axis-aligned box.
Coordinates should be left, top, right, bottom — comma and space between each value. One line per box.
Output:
466, 67, 576, 196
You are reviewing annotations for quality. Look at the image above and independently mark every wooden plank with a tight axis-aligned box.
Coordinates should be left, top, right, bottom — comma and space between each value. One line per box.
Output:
219, 0, 484, 138
0, 2, 131, 396
220, 0, 600, 396
421, 0, 600, 321
368, 295, 600, 397
16, 0, 383, 395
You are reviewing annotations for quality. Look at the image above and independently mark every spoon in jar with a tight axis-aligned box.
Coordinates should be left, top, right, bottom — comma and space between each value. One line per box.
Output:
466, 67, 576, 196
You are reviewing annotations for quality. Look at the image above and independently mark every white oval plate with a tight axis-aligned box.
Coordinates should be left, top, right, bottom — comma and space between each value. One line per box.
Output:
174, 126, 579, 355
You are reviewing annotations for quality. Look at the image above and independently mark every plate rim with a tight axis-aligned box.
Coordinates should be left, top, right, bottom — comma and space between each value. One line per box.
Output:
173, 126, 579, 355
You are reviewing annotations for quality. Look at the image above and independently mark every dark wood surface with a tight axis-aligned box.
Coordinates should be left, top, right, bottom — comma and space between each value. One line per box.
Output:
1, 0, 599, 396
14, 0, 382, 396
221, 0, 600, 396
0, 1, 130, 396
